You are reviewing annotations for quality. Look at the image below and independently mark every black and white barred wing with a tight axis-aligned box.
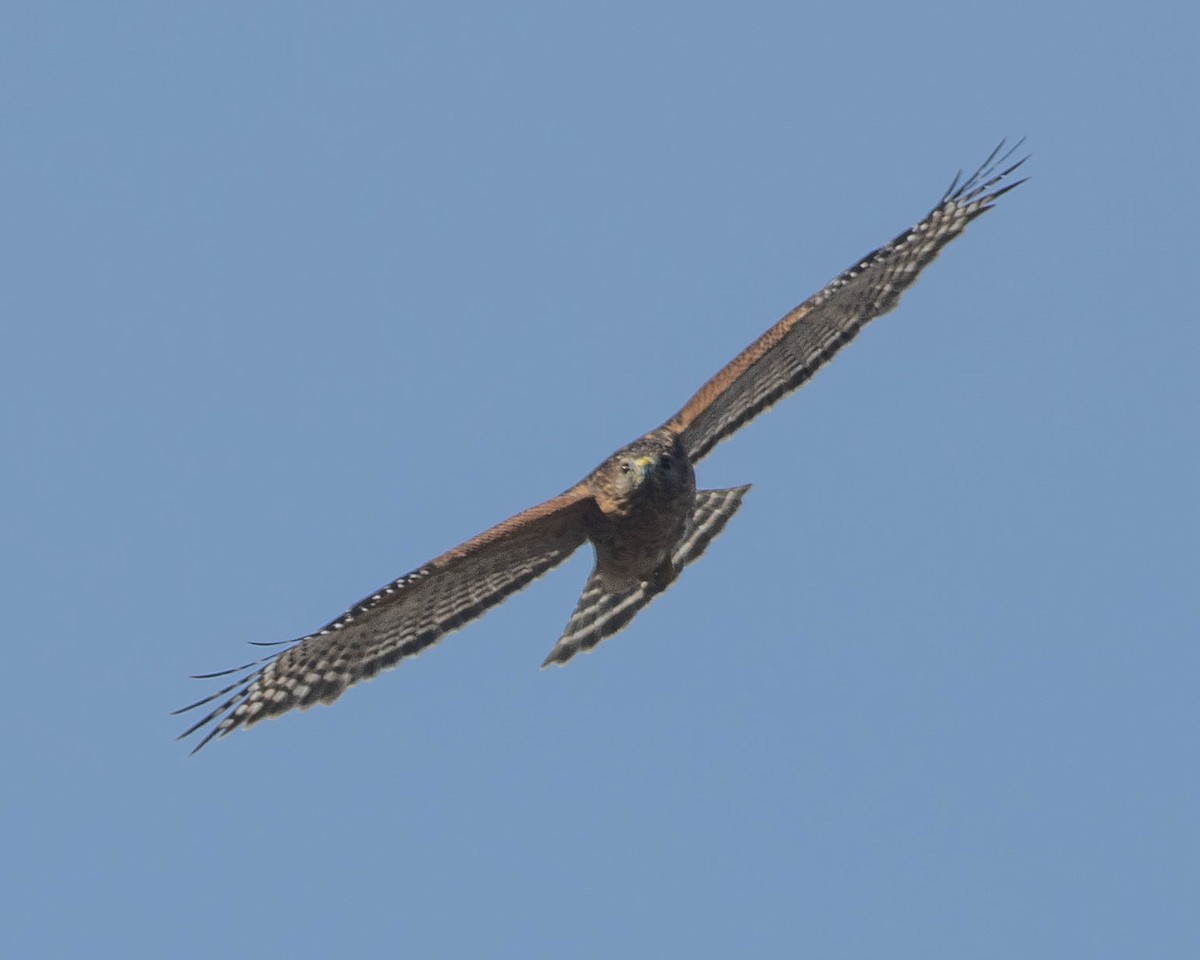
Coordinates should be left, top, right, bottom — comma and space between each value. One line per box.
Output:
669, 142, 1027, 463
541, 485, 751, 667
176, 488, 595, 751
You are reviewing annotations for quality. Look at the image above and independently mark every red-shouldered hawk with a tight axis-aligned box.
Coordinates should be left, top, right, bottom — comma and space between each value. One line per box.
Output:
177, 142, 1027, 751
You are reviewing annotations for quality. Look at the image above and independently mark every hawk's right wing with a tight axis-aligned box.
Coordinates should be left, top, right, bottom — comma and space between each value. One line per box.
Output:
176, 487, 597, 751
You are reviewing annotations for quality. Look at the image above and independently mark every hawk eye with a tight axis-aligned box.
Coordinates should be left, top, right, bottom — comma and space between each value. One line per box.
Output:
620, 462, 632, 474
659, 454, 672, 470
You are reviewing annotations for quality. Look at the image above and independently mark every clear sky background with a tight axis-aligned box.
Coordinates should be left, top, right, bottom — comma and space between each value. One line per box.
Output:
4, 3, 1195, 957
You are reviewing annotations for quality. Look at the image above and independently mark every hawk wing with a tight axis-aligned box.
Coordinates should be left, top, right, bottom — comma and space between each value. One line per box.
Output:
176, 488, 597, 752
667, 141, 1027, 463
541, 485, 751, 667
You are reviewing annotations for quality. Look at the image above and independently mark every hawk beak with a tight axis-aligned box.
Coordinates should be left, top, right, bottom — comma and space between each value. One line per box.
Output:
634, 455, 656, 479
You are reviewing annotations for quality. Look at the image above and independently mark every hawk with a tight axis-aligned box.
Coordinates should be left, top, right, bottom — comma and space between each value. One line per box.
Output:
177, 142, 1026, 751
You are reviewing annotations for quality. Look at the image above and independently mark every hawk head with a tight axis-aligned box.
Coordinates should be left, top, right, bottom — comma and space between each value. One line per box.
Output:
592, 428, 695, 511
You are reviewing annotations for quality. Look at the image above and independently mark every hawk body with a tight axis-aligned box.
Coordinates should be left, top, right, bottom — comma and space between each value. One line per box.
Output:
177, 142, 1027, 751
584, 428, 696, 592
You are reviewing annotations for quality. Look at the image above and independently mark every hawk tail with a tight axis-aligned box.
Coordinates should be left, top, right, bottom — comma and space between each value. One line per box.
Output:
541, 485, 751, 667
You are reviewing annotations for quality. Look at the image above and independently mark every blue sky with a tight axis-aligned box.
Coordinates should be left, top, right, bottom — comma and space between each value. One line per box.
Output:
4, 2, 1196, 957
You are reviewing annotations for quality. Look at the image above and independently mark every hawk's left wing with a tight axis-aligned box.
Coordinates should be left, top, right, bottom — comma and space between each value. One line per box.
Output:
667, 142, 1027, 463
